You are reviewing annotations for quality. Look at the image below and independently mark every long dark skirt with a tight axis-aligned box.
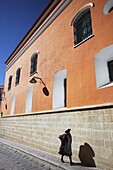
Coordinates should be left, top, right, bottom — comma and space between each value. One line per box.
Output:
59, 142, 72, 156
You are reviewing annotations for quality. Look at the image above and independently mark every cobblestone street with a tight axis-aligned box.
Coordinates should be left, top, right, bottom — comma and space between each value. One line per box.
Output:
0, 143, 63, 170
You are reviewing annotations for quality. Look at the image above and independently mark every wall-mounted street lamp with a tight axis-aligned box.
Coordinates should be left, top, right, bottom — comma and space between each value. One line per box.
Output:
29, 76, 49, 96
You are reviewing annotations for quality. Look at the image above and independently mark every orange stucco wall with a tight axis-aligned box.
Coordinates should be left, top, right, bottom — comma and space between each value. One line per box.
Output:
2, 0, 113, 115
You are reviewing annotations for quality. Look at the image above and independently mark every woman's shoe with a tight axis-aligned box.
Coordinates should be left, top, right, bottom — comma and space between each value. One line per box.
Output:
70, 162, 75, 166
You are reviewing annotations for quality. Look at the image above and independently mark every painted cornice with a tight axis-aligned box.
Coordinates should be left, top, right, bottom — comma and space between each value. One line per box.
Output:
6, 0, 72, 71
5, 0, 61, 65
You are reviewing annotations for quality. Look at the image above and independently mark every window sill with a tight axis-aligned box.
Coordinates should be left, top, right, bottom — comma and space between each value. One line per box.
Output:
74, 34, 94, 48
30, 71, 38, 77
99, 82, 113, 89
15, 83, 19, 87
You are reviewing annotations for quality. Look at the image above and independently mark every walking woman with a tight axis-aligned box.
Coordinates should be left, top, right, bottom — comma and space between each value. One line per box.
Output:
58, 129, 74, 165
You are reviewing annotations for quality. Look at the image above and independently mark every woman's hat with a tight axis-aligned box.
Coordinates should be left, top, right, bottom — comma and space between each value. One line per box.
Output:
65, 128, 71, 133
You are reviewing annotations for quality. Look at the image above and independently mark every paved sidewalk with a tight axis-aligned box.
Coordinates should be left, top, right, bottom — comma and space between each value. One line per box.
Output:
0, 142, 62, 170
0, 138, 99, 170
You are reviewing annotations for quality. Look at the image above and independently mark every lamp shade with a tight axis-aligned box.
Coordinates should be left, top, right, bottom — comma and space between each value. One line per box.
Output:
29, 77, 37, 83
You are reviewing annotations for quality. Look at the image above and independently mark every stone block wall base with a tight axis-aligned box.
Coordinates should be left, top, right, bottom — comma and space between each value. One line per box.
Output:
0, 107, 113, 170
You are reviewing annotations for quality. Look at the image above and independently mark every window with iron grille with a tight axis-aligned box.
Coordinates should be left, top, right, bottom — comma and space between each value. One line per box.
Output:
30, 53, 38, 75
15, 68, 21, 85
74, 8, 92, 45
8, 76, 12, 91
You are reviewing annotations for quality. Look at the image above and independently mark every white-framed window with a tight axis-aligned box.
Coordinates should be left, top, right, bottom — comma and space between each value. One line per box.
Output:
94, 44, 113, 88
73, 8, 93, 46
52, 70, 67, 110
71, 3, 94, 47
8, 75, 12, 91
10, 94, 16, 116
30, 53, 38, 75
103, 0, 113, 15
15, 68, 21, 85
25, 86, 33, 113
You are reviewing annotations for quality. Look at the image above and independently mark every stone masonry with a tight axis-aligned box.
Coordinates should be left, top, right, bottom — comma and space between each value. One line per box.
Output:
0, 107, 113, 170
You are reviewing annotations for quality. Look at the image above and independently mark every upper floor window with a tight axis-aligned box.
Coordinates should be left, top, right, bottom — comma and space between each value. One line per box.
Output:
74, 8, 92, 46
103, 0, 113, 14
8, 75, 12, 91
15, 68, 21, 85
94, 44, 113, 88
108, 6, 113, 13
30, 53, 38, 75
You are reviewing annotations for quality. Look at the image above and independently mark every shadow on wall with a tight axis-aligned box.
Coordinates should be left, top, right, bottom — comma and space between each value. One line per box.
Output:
78, 143, 96, 167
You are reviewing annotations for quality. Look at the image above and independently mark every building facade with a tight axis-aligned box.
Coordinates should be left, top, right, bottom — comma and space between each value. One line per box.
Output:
2, 0, 113, 116
1, 0, 113, 169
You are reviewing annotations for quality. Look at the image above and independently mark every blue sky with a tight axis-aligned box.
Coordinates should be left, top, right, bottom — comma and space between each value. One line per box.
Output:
0, 0, 49, 85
